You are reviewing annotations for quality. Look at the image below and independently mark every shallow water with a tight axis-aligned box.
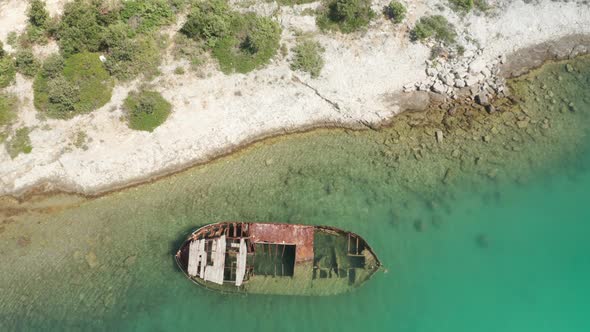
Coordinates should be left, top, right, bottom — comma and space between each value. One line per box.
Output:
1, 57, 590, 331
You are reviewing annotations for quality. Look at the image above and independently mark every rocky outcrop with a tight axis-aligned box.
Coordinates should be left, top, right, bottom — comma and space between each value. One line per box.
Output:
404, 48, 508, 107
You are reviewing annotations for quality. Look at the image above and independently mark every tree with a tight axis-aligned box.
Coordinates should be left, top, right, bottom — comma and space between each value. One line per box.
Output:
0, 57, 16, 88
15, 50, 41, 77
180, 0, 232, 47
58, 0, 106, 56
28, 0, 50, 28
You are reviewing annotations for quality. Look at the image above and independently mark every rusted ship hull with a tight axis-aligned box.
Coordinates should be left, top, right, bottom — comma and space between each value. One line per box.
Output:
175, 222, 382, 296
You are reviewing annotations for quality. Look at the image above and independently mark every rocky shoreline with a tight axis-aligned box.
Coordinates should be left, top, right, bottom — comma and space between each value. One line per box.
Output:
406, 35, 590, 110
1, 0, 590, 199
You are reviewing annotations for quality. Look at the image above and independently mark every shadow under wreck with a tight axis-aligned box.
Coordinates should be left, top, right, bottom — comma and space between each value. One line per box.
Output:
175, 222, 382, 295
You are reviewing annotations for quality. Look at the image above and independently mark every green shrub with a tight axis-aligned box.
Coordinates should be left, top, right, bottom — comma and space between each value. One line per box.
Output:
174, 66, 185, 74
104, 29, 162, 80
290, 39, 325, 78
449, 0, 473, 12
5, 127, 33, 159
62, 52, 113, 113
0, 57, 16, 88
180, 0, 233, 47
41, 53, 65, 78
474, 0, 490, 11
28, 0, 50, 28
410, 15, 457, 45
25, 25, 49, 45
0, 93, 18, 127
0, 40, 5, 58
6, 32, 18, 47
276, 0, 316, 4
57, 0, 108, 56
120, 0, 175, 34
317, 0, 375, 33
181, 2, 282, 74
15, 50, 41, 77
385, 1, 406, 24
123, 90, 171, 132
212, 14, 281, 74
34, 52, 113, 118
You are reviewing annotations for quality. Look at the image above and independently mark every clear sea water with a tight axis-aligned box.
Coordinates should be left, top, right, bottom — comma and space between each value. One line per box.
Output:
1, 57, 589, 331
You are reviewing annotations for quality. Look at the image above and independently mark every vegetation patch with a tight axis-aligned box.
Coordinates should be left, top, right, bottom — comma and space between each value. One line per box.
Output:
410, 15, 457, 45
5, 127, 33, 159
172, 34, 205, 70
120, 0, 175, 34
55, 0, 171, 80
449, 0, 473, 12
316, 0, 375, 33
123, 90, 172, 132
103, 24, 164, 80
384, 1, 406, 24
274, 0, 317, 5
0, 53, 15, 89
24, 0, 51, 45
34, 52, 114, 119
181, 0, 282, 74
72, 130, 89, 150
0, 93, 18, 127
15, 50, 41, 78
290, 39, 325, 78
474, 0, 490, 12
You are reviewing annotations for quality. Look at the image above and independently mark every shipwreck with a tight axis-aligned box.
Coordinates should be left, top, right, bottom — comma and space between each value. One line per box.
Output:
175, 222, 382, 295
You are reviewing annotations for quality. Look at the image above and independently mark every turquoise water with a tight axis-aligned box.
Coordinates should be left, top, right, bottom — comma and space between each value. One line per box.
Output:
1, 57, 590, 331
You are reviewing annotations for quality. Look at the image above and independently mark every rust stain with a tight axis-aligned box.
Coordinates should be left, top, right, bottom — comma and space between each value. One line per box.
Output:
249, 223, 314, 262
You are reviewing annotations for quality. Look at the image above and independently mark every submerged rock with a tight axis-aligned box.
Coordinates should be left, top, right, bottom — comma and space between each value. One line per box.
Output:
413, 219, 424, 232
435, 130, 444, 143
85, 251, 99, 268
476, 234, 489, 248
124, 255, 137, 267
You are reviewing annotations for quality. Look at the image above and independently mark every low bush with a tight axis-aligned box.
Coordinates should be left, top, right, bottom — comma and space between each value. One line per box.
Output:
5, 127, 33, 159
180, 0, 233, 48
449, 0, 473, 12
212, 14, 281, 74
57, 0, 109, 56
385, 1, 406, 24
104, 26, 162, 80
474, 0, 490, 11
410, 15, 457, 45
181, 2, 282, 74
123, 90, 171, 132
55, 0, 171, 80
28, 0, 50, 28
0, 57, 16, 88
276, 0, 317, 5
0, 93, 18, 127
34, 52, 113, 119
120, 0, 175, 34
290, 39, 325, 78
317, 0, 375, 33
15, 50, 41, 77
0, 40, 5, 58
